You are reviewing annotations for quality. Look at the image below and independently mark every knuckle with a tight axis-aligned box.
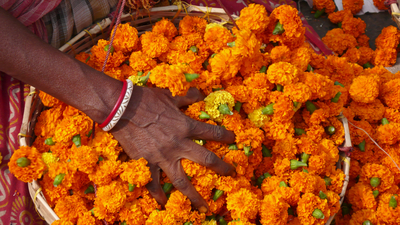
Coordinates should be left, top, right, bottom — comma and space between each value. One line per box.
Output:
173, 177, 188, 190
185, 118, 198, 134
204, 151, 218, 167
212, 125, 224, 140
167, 135, 181, 149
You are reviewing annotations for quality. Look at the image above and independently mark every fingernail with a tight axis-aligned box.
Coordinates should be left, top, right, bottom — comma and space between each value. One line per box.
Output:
199, 206, 208, 213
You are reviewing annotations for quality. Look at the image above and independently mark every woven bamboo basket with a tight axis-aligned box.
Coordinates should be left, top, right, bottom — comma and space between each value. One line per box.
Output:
18, 4, 351, 224
390, 1, 400, 28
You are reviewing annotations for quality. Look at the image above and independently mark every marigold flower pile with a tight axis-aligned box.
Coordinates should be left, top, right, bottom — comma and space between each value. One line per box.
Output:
8, 3, 400, 225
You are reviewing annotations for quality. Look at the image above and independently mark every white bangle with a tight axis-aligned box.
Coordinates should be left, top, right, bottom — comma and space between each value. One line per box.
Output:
102, 79, 134, 131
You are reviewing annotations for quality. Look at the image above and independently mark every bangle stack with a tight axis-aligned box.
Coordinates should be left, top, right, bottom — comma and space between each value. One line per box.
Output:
99, 79, 133, 131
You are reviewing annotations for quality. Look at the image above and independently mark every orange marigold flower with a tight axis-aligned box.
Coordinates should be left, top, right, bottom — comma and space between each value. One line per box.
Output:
272, 135, 298, 159
266, 62, 299, 86
326, 190, 341, 215
34, 105, 64, 138
385, 108, 400, 123
342, 16, 366, 38
349, 75, 379, 103
140, 31, 169, 58
145, 210, 177, 225
129, 51, 157, 73
216, 175, 251, 194
375, 26, 399, 49
39, 173, 68, 207
88, 159, 122, 186
272, 186, 301, 207
381, 78, 400, 109
289, 171, 327, 195
119, 201, 146, 225
349, 99, 386, 123
342, 0, 364, 14
179, 15, 207, 36
376, 122, 400, 145
373, 47, 397, 67
209, 48, 242, 81
232, 28, 261, 58
54, 195, 88, 224
8, 146, 45, 183
185, 101, 206, 122
204, 26, 234, 53
165, 191, 192, 223
54, 114, 92, 144
326, 55, 360, 87
226, 188, 260, 221
357, 34, 370, 47
138, 193, 161, 216
374, 0, 389, 9
322, 28, 357, 55
90, 128, 122, 161
357, 47, 374, 65
270, 45, 291, 63
39, 91, 63, 107
376, 193, 400, 224
349, 209, 378, 225
290, 47, 312, 71
77, 211, 97, 225
69, 145, 98, 174
260, 194, 290, 225
239, 53, 269, 78
90, 39, 126, 70
302, 72, 335, 101
314, 0, 336, 13
149, 63, 191, 96
110, 23, 139, 53
328, 10, 352, 24
152, 18, 178, 41
95, 180, 126, 214
120, 158, 152, 187
297, 193, 330, 225
261, 175, 283, 194
342, 47, 360, 63
237, 4, 270, 34
347, 182, 377, 211
284, 82, 312, 103
360, 163, 394, 192
325, 167, 345, 193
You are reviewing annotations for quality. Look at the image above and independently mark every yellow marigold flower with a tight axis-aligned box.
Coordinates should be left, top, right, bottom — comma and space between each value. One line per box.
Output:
95, 180, 126, 214
140, 31, 169, 58
260, 194, 290, 225
376, 193, 400, 224
328, 9, 352, 24
90, 128, 122, 161
373, 47, 397, 67
34, 105, 64, 138
348, 182, 377, 211
349, 75, 379, 103
204, 90, 235, 122
204, 26, 234, 53
90, 39, 126, 70
297, 193, 330, 225
376, 26, 399, 49
88, 159, 122, 186
39, 91, 63, 107
266, 62, 299, 86
120, 158, 152, 187
165, 191, 192, 223
110, 23, 139, 53
77, 211, 96, 225
202, 220, 217, 225
349, 99, 386, 123
146, 210, 177, 225
381, 78, 400, 109
342, 16, 366, 38
343, 0, 364, 14
314, 0, 336, 13
119, 201, 146, 225
349, 209, 378, 225
322, 28, 357, 55
209, 48, 242, 81
373, 0, 388, 9
237, 4, 269, 34
226, 188, 260, 221
248, 107, 270, 128
150, 63, 192, 96
179, 15, 207, 36
8, 146, 46, 183
42, 152, 58, 169
152, 18, 178, 41
54, 195, 88, 224
129, 51, 157, 73
54, 114, 92, 144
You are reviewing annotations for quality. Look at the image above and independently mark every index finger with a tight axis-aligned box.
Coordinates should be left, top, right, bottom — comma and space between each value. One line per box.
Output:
188, 120, 235, 144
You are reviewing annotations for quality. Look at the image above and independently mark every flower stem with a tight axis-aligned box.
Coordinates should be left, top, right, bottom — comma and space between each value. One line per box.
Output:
290, 159, 308, 170
262, 145, 272, 157
273, 21, 285, 35
262, 103, 274, 115
218, 104, 233, 115
213, 189, 224, 201
314, 8, 325, 19
306, 101, 317, 114
331, 91, 342, 103
184, 73, 199, 82
53, 173, 66, 187
45, 137, 55, 146
199, 111, 210, 119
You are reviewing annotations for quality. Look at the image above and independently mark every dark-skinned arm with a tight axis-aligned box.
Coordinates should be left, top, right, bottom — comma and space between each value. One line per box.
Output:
0, 7, 236, 212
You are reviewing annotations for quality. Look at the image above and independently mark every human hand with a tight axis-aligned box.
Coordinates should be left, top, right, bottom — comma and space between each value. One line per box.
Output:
110, 86, 236, 213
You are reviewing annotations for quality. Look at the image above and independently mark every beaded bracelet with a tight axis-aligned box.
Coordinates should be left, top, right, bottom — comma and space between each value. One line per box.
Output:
99, 79, 134, 131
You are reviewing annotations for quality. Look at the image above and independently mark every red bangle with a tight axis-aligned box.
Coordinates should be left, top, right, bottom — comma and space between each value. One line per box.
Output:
99, 80, 127, 128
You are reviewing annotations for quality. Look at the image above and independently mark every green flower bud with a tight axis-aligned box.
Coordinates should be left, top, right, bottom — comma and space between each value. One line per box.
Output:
16, 157, 31, 167
319, 191, 327, 199
262, 103, 274, 115
363, 220, 372, 225
206, 215, 216, 221
45, 137, 55, 146
183, 222, 193, 225
279, 181, 288, 187
307, 64, 314, 72
331, 91, 342, 103
338, 22, 342, 28
290, 159, 308, 170
139, 72, 151, 84
190, 46, 198, 53
324, 177, 332, 186
301, 153, 310, 163
121, 221, 127, 225
262, 145, 272, 157
219, 104, 233, 115
104, 44, 114, 54
129, 183, 136, 192
363, 62, 372, 68
295, 128, 306, 136
86, 130, 93, 138
184, 73, 199, 82
85, 56, 90, 63
213, 189, 224, 201
187, 175, 192, 181
199, 111, 210, 119
314, 8, 325, 19
72, 134, 81, 148
382, 118, 389, 125
84, 185, 95, 194
312, 209, 325, 219
53, 173, 66, 187
211, 53, 217, 58
163, 183, 173, 193
370, 177, 381, 187
234, 102, 242, 112
276, 84, 283, 92
256, 174, 265, 188
227, 42, 235, 47
98, 156, 104, 163
219, 217, 228, 225
389, 196, 397, 209
306, 101, 317, 114
372, 190, 379, 198
325, 126, 336, 135
303, 168, 309, 173
272, 21, 285, 35
260, 66, 267, 73
202, 59, 209, 70
90, 208, 95, 216
228, 144, 238, 150
244, 146, 253, 157
334, 81, 345, 87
